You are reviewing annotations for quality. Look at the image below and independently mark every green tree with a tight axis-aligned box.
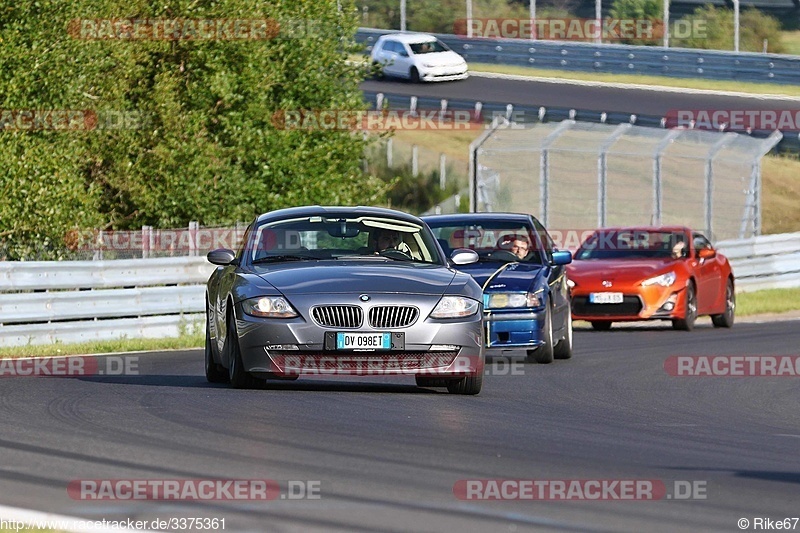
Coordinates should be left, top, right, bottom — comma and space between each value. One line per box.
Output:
0, 0, 386, 259
672, 6, 786, 53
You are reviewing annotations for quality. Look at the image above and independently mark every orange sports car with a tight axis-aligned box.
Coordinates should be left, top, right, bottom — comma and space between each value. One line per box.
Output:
566, 227, 735, 331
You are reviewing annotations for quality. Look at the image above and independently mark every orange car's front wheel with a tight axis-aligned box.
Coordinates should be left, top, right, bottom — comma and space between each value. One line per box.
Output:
672, 281, 697, 331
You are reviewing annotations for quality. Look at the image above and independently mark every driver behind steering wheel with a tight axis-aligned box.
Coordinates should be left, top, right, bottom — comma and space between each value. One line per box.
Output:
373, 228, 412, 255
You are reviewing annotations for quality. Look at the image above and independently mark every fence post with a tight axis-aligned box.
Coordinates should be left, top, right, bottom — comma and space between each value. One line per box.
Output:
652, 129, 683, 226
439, 153, 447, 189
539, 121, 575, 226
387, 138, 393, 168
597, 123, 632, 227
412, 145, 418, 177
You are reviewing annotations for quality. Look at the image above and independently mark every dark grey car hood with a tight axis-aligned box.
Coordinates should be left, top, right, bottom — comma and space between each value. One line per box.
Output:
251, 261, 457, 295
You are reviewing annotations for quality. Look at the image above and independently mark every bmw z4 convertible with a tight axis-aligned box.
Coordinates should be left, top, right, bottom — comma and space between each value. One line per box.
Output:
205, 206, 485, 394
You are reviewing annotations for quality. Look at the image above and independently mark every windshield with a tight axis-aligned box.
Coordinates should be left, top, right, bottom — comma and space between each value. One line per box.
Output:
247, 215, 443, 264
409, 40, 450, 54
427, 221, 544, 264
575, 230, 686, 260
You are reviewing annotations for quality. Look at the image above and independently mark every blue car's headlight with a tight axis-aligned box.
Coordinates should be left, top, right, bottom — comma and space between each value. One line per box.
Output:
486, 290, 544, 309
242, 296, 298, 318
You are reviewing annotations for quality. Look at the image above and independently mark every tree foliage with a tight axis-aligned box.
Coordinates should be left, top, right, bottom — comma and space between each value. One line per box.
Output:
671, 6, 786, 53
0, 0, 385, 259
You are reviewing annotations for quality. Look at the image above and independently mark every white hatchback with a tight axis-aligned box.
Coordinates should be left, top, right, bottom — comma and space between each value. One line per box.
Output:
370, 33, 468, 82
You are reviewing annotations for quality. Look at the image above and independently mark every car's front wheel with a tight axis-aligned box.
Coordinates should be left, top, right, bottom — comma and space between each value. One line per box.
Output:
591, 321, 612, 331
446, 373, 482, 395
672, 281, 697, 331
711, 278, 735, 328
553, 310, 573, 360
527, 302, 554, 364
409, 67, 420, 83
205, 313, 228, 384
225, 311, 261, 389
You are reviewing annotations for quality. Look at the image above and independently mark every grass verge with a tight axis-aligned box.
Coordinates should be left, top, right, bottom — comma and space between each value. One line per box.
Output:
736, 287, 800, 316
0, 332, 204, 359
468, 63, 800, 97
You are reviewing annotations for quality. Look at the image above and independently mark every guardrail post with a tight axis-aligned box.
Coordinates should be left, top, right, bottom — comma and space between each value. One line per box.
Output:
189, 221, 199, 257
410, 96, 418, 116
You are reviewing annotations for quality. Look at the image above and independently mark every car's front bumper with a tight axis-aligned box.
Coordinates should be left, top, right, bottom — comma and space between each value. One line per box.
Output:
571, 285, 687, 321
234, 304, 485, 377
483, 308, 547, 350
419, 65, 469, 82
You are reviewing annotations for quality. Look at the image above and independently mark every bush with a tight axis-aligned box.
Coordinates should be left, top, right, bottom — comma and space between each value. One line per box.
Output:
672, 6, 786, 53
0, 0, 383, 260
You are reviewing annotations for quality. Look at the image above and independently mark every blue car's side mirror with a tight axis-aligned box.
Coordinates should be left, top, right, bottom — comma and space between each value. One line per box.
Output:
551, 250, 572, 266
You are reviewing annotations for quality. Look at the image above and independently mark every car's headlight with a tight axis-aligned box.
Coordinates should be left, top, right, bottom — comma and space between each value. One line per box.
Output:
430, 296, 480, 318
566, 279, 576, 288
641, 272, 677, 287
422, 62, 434, 68
242, 296, 298, 318
486, 291, 543, 309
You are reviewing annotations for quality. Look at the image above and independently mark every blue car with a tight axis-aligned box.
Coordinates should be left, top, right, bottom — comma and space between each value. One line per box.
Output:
422, 213, 573, 363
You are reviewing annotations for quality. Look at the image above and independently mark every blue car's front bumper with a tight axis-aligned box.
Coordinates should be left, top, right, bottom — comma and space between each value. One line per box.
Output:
483, 309, 547, 350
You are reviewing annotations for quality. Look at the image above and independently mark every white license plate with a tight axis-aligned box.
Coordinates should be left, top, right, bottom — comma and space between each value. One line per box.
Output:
336, 332, 391, 350
589, 292, 624, 304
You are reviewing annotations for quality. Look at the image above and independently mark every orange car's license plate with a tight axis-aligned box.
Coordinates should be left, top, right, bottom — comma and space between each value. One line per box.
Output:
589, 292, 623, 304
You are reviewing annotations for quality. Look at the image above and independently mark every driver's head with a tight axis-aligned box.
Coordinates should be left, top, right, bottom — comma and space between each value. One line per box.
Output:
375, 229, 402, 251
510, 236, 530, 259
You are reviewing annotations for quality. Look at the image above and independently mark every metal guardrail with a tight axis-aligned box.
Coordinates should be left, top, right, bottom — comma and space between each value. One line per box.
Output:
0, 257, 214, 347
717, 232, 800, 292
361, 90, 800, 154
357, 27, 800, 85
1, 235, 798, 346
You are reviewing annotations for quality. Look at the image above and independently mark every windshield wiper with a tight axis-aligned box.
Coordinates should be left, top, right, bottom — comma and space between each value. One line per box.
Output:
252, 255, 311, 264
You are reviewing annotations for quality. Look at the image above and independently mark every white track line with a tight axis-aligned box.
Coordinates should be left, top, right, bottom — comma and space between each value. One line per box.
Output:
470, 70, 800, 101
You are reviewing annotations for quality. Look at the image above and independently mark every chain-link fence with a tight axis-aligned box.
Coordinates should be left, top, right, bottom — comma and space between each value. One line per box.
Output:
458, 119, 781, 242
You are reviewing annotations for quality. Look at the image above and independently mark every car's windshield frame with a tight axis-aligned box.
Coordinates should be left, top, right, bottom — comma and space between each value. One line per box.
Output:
241, 215, 444, 266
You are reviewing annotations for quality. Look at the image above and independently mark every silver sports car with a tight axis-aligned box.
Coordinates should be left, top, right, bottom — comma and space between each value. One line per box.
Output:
204, 206, 485, 394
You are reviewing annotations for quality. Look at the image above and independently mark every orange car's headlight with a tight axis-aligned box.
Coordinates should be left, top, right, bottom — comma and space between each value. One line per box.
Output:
642, 272, 677, 287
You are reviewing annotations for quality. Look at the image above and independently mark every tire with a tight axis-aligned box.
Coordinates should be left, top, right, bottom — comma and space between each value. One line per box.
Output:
409, 67, 420, 83
204, 313, 228, 384
225, 311, 260, 389
446, 373, 483, 395
415, 376, 449, 388
553, 310, 573, 360
371, 60, 384, 80
711, 278, 735, 328
672, 281, 697, 331
526, 302, 554, 364
591, 321, 612, 331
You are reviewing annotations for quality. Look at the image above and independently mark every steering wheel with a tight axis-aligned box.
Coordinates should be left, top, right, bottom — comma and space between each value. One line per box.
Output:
487, 250, 519, 262
378, 249, 413, 260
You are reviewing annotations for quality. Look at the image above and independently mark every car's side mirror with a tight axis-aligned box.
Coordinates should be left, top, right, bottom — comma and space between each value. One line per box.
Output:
697, 248, 716, 260
398, 50, 409, 57
207, 248, 237, 266
551, 250, 572, 265
450, 248, 479, 265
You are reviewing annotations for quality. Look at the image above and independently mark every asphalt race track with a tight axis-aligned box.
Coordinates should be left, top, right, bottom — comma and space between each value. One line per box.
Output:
1, 319, 798, 532
360, 76, 800, 117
